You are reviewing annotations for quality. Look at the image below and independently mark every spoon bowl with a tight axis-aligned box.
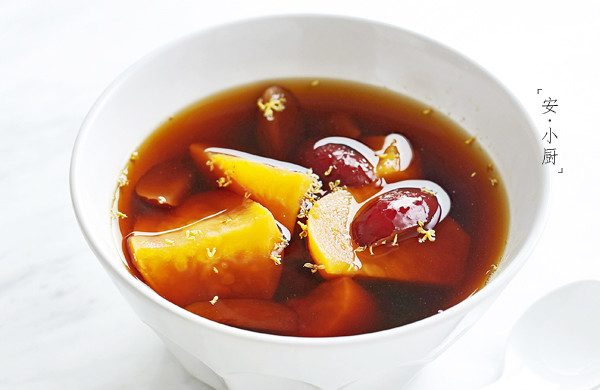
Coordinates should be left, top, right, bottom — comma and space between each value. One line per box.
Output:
488, 280, 600, 388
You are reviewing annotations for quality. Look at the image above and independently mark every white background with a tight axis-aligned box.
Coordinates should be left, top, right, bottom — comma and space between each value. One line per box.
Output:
2, 1, 598, 389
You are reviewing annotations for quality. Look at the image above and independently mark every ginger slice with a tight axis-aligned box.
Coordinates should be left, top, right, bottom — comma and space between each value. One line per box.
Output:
306, 189, 358, 275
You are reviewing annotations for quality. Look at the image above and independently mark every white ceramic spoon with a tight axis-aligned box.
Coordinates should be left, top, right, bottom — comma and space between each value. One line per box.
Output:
485, 280, 600, 389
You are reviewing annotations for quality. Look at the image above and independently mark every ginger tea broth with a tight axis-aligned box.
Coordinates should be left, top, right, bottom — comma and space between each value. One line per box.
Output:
115, 79, 509, 337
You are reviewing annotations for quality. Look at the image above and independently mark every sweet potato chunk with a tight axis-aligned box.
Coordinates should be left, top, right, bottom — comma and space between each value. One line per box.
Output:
128, 199, 286, 307
186, 298, 298, 335
361, 134, 422, 182
307, 189, 470, 286
356, 218, 470, 286
133, 191, 244, 232
189, 145, 319, 232
286, 277, 379, 337
134, 158, 195, 207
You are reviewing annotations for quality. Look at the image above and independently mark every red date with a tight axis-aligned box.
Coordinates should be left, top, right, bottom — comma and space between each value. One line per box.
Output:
257, 86, 303, 160
351, 187, 440, 246
302, 138, 378, 187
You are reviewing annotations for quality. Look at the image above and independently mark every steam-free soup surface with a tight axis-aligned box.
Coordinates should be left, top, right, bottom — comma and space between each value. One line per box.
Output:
116, 79, 508, 337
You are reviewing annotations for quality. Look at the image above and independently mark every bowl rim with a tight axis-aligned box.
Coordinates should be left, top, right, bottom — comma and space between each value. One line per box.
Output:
70, 13, 550, 346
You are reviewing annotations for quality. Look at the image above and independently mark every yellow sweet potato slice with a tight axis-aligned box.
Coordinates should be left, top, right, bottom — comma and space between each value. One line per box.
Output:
128, 199, 286, 307
189, 145, 320, 232
307, 189, 470, 286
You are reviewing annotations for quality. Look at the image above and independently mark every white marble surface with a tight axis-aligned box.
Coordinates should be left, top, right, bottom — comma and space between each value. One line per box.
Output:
2, 1, 599, 389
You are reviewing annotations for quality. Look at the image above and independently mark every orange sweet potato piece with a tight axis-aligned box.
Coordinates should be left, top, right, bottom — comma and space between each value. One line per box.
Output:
133, 190, 244, 232
189, 145, 319, 232
361, 134, 422, 182
134, 158, 195, 207
356, 217, 470, 286
186, 298, 298, 335
286, 277, 379, 337
127, 199, 286, 307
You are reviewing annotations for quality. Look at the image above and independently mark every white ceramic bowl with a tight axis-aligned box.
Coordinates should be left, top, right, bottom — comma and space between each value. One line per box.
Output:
71, 15, 549, 390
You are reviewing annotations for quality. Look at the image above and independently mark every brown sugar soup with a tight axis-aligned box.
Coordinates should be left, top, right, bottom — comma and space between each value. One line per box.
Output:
115, 78, 509, 337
